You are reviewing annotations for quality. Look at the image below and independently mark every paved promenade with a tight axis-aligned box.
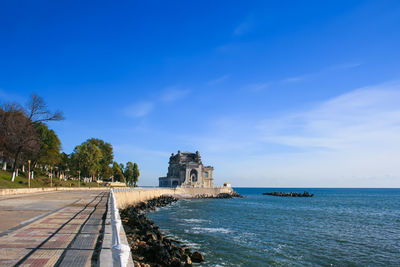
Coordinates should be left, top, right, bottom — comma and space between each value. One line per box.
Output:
0, 190, 109, 267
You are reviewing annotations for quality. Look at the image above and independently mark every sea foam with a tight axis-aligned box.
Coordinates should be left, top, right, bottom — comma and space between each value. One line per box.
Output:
192, 227, 232, 234
182, 218, 209, 223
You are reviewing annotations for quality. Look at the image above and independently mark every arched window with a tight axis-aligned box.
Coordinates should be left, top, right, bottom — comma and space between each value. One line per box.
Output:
190, 169, 198, 182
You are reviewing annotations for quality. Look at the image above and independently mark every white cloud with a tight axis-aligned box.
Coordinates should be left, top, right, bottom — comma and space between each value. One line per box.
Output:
234, 22, 249, 36
207, 75, 230, 86
124, 101, 154, 118
124, 86, 190, 118
282, 62, 363, 84
185, 82, 400, 187
282, 75, 309, 83
258, 83, 400, 150
160, 87, 191, 102
329, 62, 363, 71
233, 16, 254, 36
242, 82, 270, 92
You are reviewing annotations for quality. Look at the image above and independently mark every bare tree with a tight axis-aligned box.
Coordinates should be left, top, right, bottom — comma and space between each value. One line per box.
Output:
27, 94, 63, 123
0, 94, 64, 181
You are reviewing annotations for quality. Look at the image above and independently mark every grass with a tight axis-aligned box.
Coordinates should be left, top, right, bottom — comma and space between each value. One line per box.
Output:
0, 170, 104, 189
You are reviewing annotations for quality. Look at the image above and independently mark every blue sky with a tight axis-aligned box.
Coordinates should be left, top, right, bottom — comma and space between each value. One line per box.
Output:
1, 1, 400, 187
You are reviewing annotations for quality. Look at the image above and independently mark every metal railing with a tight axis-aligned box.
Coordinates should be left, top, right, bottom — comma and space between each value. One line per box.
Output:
110, 189, 131, 267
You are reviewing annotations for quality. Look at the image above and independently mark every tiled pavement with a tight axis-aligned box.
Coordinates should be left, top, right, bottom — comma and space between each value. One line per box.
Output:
0, 191, 109, 267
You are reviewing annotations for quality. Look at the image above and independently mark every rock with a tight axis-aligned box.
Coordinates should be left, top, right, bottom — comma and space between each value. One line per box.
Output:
184, 248, 192, 256
193, 192, 243, 199
171, 257, 184, 267
155, 244, 171, 262
137, 243, 148, 255
146, 231, 157, 241
120, 196, 194, 267
262, 191, 313, 197
182, 255, 192, 265
191, 251, 204, 262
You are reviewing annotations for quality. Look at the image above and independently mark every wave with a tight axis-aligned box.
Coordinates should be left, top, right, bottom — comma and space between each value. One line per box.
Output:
181, 240, 201, 249
191, 227, 232, 234
182, 218, 210, 223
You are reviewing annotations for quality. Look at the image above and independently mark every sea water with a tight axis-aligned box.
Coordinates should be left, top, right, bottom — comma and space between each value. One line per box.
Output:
148, 188, 400, 266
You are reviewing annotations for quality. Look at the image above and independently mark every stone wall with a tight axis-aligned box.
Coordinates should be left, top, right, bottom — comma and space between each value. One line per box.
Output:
114, 187, 233, 209
0, 187, 106, 196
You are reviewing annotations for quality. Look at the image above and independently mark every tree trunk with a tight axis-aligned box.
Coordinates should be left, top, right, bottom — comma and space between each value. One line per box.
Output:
22, 165, 25, 172
11, 148, 22, 182
2, 161, 7, 171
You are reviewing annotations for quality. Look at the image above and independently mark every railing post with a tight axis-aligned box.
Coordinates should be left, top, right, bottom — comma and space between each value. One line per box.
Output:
110, 189, 131, 267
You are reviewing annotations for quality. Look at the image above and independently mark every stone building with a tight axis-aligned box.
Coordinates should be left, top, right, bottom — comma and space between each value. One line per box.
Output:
159, 151, 214, 188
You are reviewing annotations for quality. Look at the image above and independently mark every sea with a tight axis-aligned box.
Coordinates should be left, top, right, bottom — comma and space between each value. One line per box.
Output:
147, 188, 400, 266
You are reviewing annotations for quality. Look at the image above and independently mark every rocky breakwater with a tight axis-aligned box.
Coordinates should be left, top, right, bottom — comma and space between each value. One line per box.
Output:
193, 191, 244, 199
262, 191, 314, 197
120, 196, 204, 267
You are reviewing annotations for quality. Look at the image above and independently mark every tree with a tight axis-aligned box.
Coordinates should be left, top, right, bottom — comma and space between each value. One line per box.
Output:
112, 162, 125, 183
132, 163, 140, 187
70, 138, 115, 183
71, 142, 102, 181
124, 162, 134, 185
102, 165, 113, 181
0, 94, 63, 180
86, 138, 113, 179
57, 152, 70, 179
34, 123, 61, 167
0, 103, 40, 180
27, 94, 63, 123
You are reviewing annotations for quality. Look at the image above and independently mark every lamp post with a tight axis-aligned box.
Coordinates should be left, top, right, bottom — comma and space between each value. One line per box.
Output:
28, 160, 31, 188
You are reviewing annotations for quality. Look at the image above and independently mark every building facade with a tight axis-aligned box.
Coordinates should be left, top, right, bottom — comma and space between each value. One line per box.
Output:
159, 151, 214, 188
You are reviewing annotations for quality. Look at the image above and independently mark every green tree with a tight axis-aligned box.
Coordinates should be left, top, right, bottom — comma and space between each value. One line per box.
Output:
112, 161, 125, 183
57, 152, 70, 179
132, 162, 140, 187
71, 142, 102, 181
102, 165, 113, 181
86, 138, 113, 179
124, 162, 134, 185
35, 123, 61, 167
70, 138, 115, 182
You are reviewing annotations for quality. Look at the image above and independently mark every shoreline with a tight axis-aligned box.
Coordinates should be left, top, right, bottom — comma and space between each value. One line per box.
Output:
120, 192, 242, 266
113, 187, 236, 209
120, 196, 203, 267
